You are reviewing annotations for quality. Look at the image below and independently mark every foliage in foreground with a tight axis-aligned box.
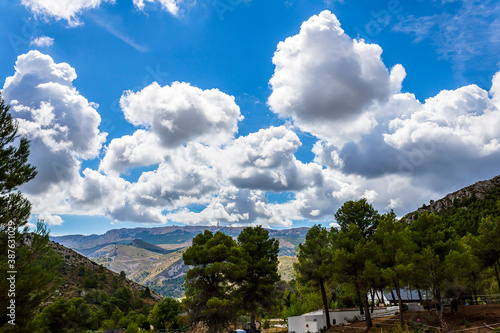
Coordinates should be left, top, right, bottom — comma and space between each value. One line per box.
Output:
183, 226, 280, 333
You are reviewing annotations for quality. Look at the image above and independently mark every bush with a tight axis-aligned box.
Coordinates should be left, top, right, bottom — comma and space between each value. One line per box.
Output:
126, 322, 139, 333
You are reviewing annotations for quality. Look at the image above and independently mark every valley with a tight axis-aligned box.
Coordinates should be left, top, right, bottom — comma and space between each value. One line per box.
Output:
51, 226, 308, 297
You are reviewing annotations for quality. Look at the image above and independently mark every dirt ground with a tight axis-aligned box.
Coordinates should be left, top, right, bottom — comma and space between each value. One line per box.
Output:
328, 304, 500, 332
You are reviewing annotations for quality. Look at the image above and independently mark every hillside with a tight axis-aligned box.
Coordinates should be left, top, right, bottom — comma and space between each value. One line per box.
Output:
51, 226, 309, 255
404, 175, 500, 222
403, 175, 500, 235
92, 244, 187, 297
43, 235, 162, 304
278, 256, 298, 282
51, 226, 309, 297
128, 238, 174, 254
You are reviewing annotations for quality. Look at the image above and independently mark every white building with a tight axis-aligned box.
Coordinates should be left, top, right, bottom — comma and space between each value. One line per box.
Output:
287, 307, 400, 333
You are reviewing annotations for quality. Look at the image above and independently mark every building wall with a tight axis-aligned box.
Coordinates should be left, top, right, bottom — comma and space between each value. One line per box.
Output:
288, 307, 402, 333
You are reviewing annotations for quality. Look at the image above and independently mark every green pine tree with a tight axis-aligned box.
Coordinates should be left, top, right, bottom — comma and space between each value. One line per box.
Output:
294, 225, 334, 329
0, 94, 62, 331
182, 230, 241, 333
236, 226, 280, 332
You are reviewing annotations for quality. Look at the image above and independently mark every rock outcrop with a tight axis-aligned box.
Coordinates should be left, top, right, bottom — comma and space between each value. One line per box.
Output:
403, 175, 500, 223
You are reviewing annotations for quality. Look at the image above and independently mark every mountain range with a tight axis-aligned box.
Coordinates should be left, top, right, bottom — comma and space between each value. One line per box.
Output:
50, 174, 500, 298
51, 226, 308, 297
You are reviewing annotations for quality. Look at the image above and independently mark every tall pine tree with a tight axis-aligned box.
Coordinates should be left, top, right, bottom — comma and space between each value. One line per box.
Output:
294, 225, 333, 329
0, 94, 62, 331
183, 230, 241, 333
236, 226, 280, 332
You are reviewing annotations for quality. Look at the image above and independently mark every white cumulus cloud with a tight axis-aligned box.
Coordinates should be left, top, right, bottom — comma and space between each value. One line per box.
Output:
120, 82, 243, 148
223, 126, 324, 191
37, 212, 64, 226
268, 10, 405, 146
21, 0, 114, 26
1, 51, 107, 195
99, 130, 167, 175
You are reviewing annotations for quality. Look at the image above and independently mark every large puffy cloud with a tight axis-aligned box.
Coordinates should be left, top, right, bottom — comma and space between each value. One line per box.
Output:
99, 81, 243, 175
223, 126, 324, 191
74, 169, 169, 224
20, 0, 114, 26
2, 51, 106, 195
381, 80, 500, 190
385, 85, 500, 155
128, 143, 220, 209
99, 130, 167, 175
268, 10, 405, 146
312, 71, 500, 199
96, 126, 328, 225
120, 82, 243, 148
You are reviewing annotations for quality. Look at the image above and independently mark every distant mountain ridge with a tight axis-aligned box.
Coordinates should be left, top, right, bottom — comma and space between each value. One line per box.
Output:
48, 175, 500, 298
51, 226, 310, 256
51, 226, 310, 297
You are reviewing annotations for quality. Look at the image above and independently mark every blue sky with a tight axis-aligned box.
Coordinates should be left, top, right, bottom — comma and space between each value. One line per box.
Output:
1, 0, 499, 235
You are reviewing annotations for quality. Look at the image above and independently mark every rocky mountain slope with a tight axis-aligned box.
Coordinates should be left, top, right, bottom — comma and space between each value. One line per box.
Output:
22, 233, 163, 305
403, 175, 500, 222
51, 226, 309, 297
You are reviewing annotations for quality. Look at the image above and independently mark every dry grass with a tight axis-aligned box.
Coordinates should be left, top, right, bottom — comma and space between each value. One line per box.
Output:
328, 304, 500, 332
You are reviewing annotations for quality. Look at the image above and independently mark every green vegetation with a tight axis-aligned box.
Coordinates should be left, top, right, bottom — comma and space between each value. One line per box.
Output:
236, 226, 280, 331
0, 94, 62, 331
294, 225, 334, 328
148, 297, 185, 330
183, 226, 281, 333
27, 260, 159, 332
183, 230, 241, 333
284, 194, 500, 330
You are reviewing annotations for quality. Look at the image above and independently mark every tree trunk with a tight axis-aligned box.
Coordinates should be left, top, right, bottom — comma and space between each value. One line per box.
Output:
377, 289, 384, 305
460, 294, 467, 322
320, 280, 331, 328
433, 288, 444, 329
394, 280, 404, 327
370, 289, 375, 313
363, 293, 372, 329
390, 289, 396, 305
494, 260, 500, 292
250, 308, 256, 332
356, 284, 364, 315
417, 288, 423, 302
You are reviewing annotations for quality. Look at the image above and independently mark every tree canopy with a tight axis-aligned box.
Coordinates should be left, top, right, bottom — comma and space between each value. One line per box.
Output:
236, 226, 280, 331
182, 230, 241, 333
294, 225, 333, 328
0, 94, 62, 331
